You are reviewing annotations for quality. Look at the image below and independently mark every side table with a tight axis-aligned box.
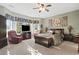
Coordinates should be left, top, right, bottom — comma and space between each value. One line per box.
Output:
73, 36, 79, 53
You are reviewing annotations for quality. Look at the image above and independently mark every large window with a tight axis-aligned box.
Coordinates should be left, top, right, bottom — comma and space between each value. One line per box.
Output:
6, 19, 17, 37
6, 19, 17, 31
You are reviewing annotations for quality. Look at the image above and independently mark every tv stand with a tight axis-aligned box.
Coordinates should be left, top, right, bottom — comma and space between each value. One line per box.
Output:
22, 31, 31, 40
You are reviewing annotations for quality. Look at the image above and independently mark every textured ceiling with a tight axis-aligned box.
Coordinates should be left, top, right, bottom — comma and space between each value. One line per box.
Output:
0, 3, 79, 18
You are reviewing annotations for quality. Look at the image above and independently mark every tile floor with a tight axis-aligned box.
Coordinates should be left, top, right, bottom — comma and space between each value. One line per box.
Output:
0, 38, 78, 55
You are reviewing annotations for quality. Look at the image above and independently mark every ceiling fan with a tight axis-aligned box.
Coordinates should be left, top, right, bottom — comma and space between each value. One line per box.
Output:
33, 3, 52, 13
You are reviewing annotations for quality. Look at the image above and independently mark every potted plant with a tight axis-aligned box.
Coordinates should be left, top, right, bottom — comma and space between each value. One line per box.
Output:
68, 25, 73, 34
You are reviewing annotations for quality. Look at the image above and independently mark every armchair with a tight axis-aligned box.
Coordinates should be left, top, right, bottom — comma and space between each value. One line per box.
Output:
8, 30, 23, 44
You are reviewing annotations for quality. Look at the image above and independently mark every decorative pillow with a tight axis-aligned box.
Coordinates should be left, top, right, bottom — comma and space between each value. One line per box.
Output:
47, 30, 53, 34
55, 30, 61, 34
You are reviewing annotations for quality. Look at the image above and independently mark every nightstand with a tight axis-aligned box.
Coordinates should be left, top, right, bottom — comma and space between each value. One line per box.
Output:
63, 34, 73, 42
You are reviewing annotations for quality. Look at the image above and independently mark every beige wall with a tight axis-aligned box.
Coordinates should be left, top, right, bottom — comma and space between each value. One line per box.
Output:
42, 10, 79, 34
0, 6, 42, 34
0, 5, 79, 34
0, 6, 5, 16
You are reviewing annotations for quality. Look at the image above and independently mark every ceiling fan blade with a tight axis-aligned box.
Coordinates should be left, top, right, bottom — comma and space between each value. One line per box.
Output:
45, 9, 49, 12
39, 10, 41, 13
41, 4, 44, 6
33, 7, 39, 9
47, 5, 52, 7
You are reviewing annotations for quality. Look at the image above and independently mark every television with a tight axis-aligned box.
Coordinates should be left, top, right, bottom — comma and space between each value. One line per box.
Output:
22, 25, 30, 31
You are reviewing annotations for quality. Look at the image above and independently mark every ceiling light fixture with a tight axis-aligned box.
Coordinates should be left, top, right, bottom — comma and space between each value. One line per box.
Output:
33, 3, 52, 13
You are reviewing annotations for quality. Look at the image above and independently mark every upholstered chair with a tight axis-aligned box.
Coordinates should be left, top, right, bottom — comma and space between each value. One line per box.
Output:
8, 30, 23, 44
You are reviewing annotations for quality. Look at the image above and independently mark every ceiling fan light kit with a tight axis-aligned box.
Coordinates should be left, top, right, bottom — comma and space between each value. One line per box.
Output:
33, 3, 52, 13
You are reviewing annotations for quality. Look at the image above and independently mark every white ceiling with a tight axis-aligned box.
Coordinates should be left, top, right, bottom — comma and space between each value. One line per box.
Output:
0, 3, 79, 18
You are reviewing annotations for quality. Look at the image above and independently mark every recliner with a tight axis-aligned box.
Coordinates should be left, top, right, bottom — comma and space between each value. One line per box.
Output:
8, 30, 23, 44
